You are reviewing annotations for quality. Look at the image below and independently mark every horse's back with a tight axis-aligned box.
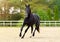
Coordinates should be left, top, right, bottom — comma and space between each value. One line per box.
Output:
33, 13, 40, 21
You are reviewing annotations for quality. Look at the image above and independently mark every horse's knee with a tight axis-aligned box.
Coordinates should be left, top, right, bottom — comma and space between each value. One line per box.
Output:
31, 28, 33, 33
25, 30, 27, 33
25, 28, 28, 33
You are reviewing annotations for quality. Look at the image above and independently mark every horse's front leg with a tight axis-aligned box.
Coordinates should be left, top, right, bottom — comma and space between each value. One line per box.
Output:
21, 26, 30, 39
31, 25, 33, 34
19, 23, 25, 37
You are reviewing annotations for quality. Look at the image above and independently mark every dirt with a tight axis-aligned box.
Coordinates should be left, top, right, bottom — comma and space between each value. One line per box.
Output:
0, 27, 60, 42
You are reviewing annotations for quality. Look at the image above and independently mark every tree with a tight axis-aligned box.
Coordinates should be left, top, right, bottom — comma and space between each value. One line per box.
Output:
47, 8, 52, 20
54, 6, 59, 20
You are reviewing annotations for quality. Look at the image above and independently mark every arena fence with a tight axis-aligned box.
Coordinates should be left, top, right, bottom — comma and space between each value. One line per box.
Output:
0, 20, 60, 27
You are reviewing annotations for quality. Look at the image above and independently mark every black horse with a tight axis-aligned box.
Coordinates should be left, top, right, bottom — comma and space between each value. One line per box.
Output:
19, 4, 40, 39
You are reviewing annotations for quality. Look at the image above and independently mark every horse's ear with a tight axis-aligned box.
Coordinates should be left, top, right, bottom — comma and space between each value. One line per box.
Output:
25, 4, 30, 7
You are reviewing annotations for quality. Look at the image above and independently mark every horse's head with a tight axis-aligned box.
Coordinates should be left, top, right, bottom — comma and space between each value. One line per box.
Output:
25, 4, 31, 14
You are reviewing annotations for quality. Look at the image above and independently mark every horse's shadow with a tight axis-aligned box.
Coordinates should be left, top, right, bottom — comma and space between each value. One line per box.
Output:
20, 36, 48, 39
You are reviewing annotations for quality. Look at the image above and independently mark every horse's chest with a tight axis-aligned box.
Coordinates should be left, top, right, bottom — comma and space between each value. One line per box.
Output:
24, 17, 35, 25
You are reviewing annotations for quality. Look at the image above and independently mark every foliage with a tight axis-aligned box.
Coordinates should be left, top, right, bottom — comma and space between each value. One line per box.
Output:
47, 8, 53, 20
10, 13, 24, 20
0, 0, 60, 20
54, 6, 59, 20
36, 9, 49, 20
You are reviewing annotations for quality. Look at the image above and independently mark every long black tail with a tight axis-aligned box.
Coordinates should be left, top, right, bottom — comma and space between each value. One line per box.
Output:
36, 25, 40, 33
37, 16, 40, 33
34, 14, 40, 33
36, 21, 40, 33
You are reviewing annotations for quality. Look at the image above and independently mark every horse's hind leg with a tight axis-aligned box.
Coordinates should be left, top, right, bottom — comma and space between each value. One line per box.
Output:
19, 23, 25, 37
30, 27, 36, 38
32, 28, 36, 37
32, 22, 40, 37
21, 26, 30, 39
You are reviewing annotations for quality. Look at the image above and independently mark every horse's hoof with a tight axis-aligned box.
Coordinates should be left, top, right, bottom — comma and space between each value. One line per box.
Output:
21, 36, 24, 39
19, 34, 21, 37
33, 34, 34, 37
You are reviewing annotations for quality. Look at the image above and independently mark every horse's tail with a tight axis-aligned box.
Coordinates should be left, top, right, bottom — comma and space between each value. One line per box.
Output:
37, 16, 40, 33
34, 14, 40, 33
36, 25, 40, 33
36, 21, 40, 33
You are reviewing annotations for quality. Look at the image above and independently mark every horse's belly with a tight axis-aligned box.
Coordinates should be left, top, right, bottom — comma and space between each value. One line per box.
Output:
25, 21, 34, 26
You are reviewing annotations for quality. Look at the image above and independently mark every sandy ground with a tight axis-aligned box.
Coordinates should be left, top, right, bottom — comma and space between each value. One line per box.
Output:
0, 27, 60, 42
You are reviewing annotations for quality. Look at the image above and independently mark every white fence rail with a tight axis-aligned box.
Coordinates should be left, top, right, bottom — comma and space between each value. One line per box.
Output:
40, 21, 60, 26
0, 21, 60, 27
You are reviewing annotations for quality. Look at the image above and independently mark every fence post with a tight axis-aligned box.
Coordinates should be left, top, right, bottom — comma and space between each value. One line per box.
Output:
44, 21, 46, 26
3, 21, 5, 26
10, 21, 12, 27
55, 21, 56, 26
49, 21, 50, 26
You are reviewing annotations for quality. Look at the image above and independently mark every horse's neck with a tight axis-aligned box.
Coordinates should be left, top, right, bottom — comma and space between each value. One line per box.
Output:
27, 13, 32, 18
